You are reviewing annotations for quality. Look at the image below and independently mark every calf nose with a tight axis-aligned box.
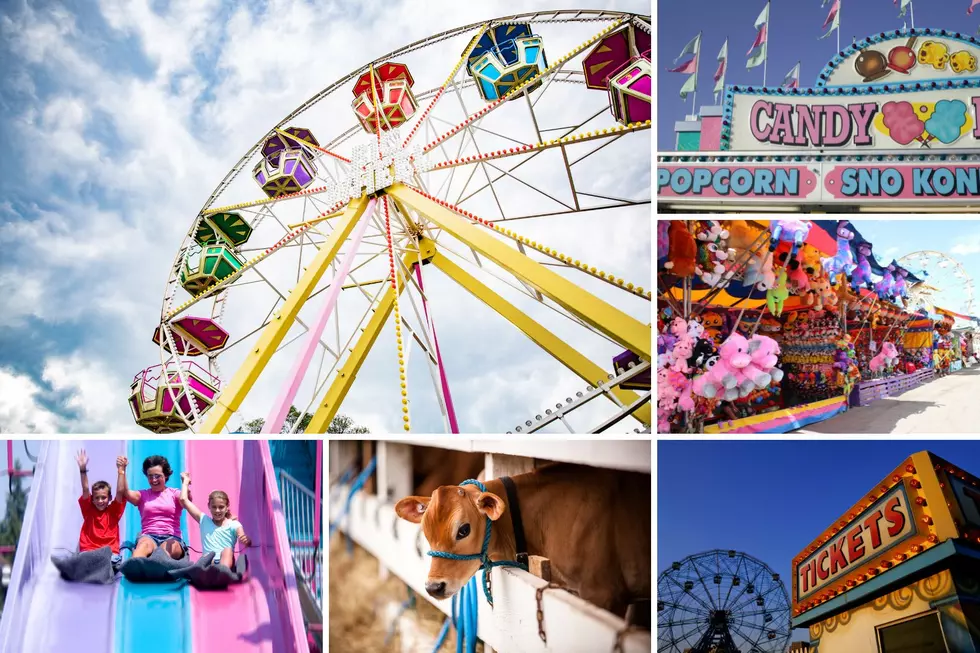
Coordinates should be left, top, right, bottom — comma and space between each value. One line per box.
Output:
425, 581, 447, 598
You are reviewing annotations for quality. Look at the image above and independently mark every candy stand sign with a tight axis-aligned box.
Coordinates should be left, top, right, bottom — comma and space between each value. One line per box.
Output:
658, 30, 980, 206
726, 88, 980, 151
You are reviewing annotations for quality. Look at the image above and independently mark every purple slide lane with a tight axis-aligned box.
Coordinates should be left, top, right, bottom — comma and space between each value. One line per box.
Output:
0, 440, 127, 652
186, 440, 307, 653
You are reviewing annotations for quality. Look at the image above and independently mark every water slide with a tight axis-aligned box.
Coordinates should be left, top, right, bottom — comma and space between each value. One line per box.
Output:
0, 440, 308, 653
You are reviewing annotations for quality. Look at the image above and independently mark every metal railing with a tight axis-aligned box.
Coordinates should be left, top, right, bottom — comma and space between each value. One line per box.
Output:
277, 469, 321, 606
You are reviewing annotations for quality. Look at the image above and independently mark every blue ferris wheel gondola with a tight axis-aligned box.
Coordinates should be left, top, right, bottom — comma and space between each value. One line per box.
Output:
465, 24, 548, 101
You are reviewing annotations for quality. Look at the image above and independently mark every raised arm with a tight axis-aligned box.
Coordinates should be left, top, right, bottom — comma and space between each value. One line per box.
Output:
76, 450, 90, 498
116, 456, 140, 505
179, 472, 204, 523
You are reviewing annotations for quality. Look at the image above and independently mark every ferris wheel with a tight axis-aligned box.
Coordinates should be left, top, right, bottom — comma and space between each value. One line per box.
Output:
897, 250, 973, 317
127, 11, 652, 435
658, 549, 792, 653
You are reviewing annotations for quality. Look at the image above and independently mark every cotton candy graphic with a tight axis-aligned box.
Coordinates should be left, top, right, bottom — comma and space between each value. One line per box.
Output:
882, 101, 925, 145
924, 99, 968, 144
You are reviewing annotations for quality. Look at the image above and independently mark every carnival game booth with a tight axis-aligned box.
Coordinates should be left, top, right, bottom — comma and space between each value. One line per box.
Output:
658, 28, 980, 213
791, 451, 980, 653
657, 218, 930, 433
328, 440, 651, 653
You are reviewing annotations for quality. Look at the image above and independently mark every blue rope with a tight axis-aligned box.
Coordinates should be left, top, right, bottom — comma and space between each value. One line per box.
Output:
328, 456, 376, 547
427, 479, 527, 606
431, 615, 450, 652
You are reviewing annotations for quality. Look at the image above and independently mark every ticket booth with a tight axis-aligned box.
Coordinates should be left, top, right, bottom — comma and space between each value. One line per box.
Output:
791, 451, 980, 652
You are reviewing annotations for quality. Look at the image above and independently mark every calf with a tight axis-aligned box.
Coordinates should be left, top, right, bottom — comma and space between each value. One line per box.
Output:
395, 463, 650, 618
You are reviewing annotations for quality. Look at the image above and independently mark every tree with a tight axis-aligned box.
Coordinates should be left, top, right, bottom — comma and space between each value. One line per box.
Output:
0, 461, 29, 608
238, 406, 368, 434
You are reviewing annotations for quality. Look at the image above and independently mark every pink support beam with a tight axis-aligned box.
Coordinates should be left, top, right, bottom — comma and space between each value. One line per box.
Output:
4, 441, 32, 478
262, 199, 376, 434
414, 265, 459, 432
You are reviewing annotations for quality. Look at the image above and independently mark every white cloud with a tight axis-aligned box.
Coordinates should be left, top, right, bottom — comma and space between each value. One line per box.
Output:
951, 235, 980, 256
0, 368, 60, 433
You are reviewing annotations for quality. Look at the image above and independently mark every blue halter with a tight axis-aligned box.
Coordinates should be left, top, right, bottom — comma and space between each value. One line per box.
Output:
426, 479, 527, 606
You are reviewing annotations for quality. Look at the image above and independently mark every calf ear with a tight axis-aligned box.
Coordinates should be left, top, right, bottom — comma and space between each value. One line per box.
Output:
395, 496, 430, 524
476, 492, 506, 521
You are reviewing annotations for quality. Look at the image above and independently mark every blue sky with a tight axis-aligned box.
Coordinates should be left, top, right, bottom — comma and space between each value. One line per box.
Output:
658, 0, 978, 147
658, 439, 980, 637
0, 0, 650, 433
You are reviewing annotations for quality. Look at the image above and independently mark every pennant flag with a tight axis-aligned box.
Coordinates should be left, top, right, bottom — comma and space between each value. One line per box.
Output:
970, 0, 980, 15
820, 0, 840, 39
714, 39, 729, 95
896, 0, 911, 18
781, 62, 801, 88
669, 33, 701, 100
674, 33, 701, 62
679, 73, 697, 99
747, 2, 769, 69
668, 58, 698, 74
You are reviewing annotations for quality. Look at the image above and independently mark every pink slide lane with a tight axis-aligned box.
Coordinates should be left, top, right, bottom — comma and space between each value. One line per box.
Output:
185, 440, 306, 653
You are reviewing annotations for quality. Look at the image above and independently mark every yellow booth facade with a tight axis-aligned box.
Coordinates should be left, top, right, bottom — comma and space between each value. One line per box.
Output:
792, 452, 980, 653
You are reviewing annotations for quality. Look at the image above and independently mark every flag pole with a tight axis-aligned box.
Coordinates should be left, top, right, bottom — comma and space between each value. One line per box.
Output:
837, 0, 841, 53
691, 31, 701, 116
762, 1, 770, 87
910, 0, 915, 29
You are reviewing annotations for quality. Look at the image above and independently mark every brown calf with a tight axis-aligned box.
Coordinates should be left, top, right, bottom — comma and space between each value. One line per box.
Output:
395, 463, 650, 618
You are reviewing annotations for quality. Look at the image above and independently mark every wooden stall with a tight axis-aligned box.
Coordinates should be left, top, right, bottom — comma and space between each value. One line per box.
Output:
791, 452, 980, 653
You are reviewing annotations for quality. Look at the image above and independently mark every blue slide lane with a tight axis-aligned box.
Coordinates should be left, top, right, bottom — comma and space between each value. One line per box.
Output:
114, 440, 192, 653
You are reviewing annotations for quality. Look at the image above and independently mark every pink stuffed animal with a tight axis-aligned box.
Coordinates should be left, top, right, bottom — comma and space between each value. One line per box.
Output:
717, 333, 754, 400
869, 341, 899, 373
669, 317, 688, 339
692, 355, 727, 399
669, 370, 696, 412
749, 335, 784, 384
670, 336, 695, 374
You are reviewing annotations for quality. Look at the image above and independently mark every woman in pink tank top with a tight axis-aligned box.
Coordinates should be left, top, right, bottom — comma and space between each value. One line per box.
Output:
119, 455, 188, 560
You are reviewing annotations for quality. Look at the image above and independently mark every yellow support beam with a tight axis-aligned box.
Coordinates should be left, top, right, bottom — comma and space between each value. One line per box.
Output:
305, 240, 434, 433
199, 196, 371, 433
431, 248, 650, 426
387, 184, 651, 360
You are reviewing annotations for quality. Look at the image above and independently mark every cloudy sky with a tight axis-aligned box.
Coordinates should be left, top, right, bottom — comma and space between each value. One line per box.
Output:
0, 0, 652, 434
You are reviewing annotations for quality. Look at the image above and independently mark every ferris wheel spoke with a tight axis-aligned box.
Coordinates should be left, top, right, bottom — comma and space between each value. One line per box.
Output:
422, 18, 626, 154
452, 105, 607, 205
402, 23, 489, 149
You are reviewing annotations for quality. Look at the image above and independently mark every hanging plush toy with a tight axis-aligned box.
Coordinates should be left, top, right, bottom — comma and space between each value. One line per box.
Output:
821, 221, 857, 285
694, 221, 734, 287
727, 219, 761, 259
657, 221, 670, 260
775, 242, 810, 293
870, 341, 899, 373
664, 221, 697, 277
893, 267, 909, 300
743, 253, 776, 290
767, 268, 790, 317
851, 241, 875, 291
769, 219, 811, 264
875, 264, 897, 301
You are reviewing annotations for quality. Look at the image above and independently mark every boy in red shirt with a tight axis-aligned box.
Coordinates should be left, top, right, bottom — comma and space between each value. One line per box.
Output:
76, 449, 127, 568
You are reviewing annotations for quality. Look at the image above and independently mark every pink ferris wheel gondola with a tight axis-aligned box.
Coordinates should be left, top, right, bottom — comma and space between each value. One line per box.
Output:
351, 62, 418, 133
583, 24, 651, 125
129, 361, 221, 434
